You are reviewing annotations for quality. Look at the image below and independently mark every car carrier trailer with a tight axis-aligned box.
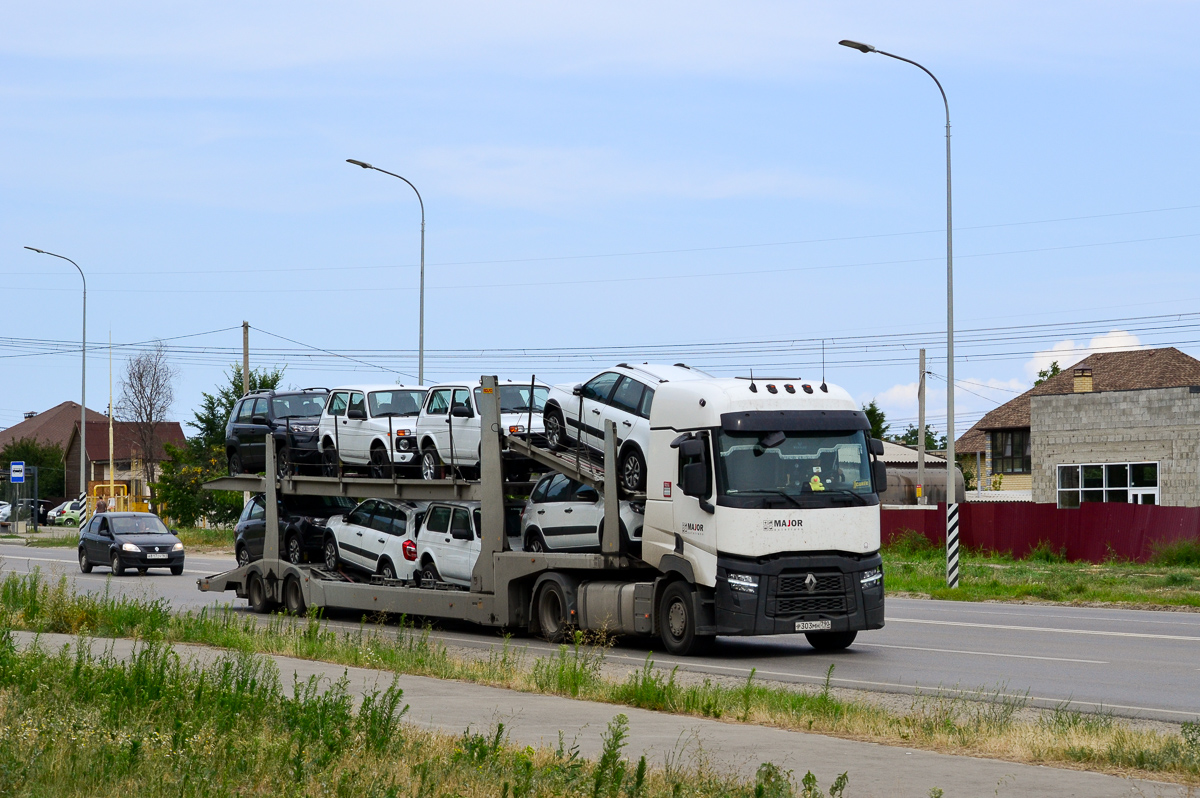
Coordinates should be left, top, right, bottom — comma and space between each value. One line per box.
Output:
200, 374, 887, 655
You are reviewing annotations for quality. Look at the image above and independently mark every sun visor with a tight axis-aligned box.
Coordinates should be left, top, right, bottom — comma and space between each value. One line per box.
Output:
719, 410, 871, 433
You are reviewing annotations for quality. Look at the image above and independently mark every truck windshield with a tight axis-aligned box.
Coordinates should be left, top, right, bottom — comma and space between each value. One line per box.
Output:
715, 429, 876, 508
473, 386, 548, 414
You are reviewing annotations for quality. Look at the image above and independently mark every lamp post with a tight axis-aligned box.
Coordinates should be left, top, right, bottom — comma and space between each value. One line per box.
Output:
839, 39, 959, 587
24, 247, 87, 502
346, 159, 426, 385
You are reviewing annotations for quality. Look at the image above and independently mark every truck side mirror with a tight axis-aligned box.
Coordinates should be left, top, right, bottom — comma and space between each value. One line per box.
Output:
872, 460, 888, 492
681, 462, 707, 497
870, 438, 885, 456
678, 439, 704, 458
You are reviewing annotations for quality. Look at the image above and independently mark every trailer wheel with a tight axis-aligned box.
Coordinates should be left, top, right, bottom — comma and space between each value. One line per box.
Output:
536, 581, 570, 642
805, 630, 857, 651
658, 581, 712, 656
247, 572, 273, 614
284, 575, 306, 616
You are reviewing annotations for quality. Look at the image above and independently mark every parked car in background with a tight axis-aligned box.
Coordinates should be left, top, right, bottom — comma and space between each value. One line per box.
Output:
56, 499, 86, 526
414, 501, 523, 588
46, 501, 67, 524
414, 379, 549, 480
520, 472, 644, 556
321, 498, 428, 580
542, 363, 711, 492
226, 388, 330, 477
77, 512, 184, 576
234, 493, 357, 567
318, 384, 428, 477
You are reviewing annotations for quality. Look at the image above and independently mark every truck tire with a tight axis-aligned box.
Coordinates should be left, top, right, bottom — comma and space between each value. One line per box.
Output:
544, 408, 567, 450
247, 572, 274, 614
284, 575, 306, 616
658, 581, 713, 656
535, 581, 570, 642
804, 630, 857, 651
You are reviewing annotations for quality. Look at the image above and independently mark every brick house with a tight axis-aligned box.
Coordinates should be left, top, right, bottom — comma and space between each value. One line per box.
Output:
0, 401, 107, 452
62, 420, 186, 499
955, 347, 1200, 507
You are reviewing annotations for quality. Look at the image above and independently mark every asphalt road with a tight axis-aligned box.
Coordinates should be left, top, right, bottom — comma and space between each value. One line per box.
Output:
4, 545, 1199, 724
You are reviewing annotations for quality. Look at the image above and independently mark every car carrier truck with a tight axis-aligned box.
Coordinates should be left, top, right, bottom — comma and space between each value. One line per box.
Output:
200, 373, 887, 655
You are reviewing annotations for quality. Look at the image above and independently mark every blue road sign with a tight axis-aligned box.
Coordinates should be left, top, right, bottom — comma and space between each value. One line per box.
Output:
10, 461, 25, 484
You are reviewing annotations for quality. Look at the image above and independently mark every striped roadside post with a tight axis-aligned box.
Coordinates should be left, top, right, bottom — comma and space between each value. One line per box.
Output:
77, 491, 90, 530
946, 502, 960, 588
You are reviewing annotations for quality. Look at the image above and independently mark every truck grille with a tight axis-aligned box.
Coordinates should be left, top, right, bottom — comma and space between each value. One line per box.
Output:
778, 573, 844, 594
776, 595, 848, 615
769, 570, 850, 618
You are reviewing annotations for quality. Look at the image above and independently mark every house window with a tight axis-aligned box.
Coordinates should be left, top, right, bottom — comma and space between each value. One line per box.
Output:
990, 430, 1031, 474
1057, 463, 1158, 508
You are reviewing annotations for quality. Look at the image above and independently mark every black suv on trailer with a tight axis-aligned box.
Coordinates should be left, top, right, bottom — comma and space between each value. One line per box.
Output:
234, 493, 357, 566
226, 388, 329, 476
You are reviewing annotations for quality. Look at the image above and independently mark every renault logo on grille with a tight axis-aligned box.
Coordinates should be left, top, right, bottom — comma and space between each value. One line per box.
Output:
804, 573, 817, 593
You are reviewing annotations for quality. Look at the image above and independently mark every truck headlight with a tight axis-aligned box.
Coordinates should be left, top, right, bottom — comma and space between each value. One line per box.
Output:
121, 542, 141, 553
860, 567, 883, 588
726, 573, 759, 594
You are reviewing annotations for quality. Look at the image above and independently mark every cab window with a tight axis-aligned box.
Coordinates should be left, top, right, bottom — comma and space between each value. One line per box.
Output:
426, 390, 451, 415
327, 392, 349, 417
581, 372, 620, 403
609, 377, 645, 415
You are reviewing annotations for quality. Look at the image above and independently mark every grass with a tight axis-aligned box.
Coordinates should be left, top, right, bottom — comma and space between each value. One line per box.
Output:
0, 630, 841, 798
883, 529, 1200, 608
1, 570, 1199, 785
24, 526, 233, 550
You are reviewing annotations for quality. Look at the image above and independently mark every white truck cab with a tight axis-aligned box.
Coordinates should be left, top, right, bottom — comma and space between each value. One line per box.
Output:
639, 376, 885, 647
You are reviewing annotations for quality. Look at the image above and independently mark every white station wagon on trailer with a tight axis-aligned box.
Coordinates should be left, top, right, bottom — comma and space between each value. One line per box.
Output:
322, 498, 427, 581
415, 379, 549, 480
542, 363, 712, 492
319, 384, 428, 477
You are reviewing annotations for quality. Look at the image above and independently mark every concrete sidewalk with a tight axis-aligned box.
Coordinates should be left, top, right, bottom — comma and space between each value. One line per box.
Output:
12, 632, 1185, 797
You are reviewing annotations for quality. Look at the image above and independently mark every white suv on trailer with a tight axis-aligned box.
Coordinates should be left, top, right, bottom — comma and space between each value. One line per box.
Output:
322, 498, 427, 580
542, 363, 711, 492
414, 379, 549, 480
318, 384, 428, 477
414, 501, 523, 587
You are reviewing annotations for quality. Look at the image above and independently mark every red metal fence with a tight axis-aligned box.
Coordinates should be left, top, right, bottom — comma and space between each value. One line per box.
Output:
881, 502, 1200, 562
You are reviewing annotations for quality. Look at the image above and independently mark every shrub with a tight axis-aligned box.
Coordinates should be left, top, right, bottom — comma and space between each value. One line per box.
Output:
885, 529, 940, 559
1149, 537, 1200, 567
1026, 540, 1068, 563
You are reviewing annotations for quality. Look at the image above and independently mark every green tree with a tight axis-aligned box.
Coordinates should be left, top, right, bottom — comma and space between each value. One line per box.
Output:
862, 399, 890, 441
0, 438, 65, 499
899, 423, 945, 451
1034, 361, 1062, 387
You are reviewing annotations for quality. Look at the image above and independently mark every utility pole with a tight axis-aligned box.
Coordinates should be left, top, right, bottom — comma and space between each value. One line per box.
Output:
242, 322, 250, 396
917, 349, 926, 505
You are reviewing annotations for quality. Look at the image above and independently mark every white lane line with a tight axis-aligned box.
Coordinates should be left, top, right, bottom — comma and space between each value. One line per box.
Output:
0, 559, 210, 577
894, 603, 1200, 628
856, 642, 1107, 664
890, 617, 1200, 642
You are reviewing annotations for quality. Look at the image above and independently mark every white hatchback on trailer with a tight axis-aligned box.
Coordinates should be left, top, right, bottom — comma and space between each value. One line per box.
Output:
322, 498, 428, 580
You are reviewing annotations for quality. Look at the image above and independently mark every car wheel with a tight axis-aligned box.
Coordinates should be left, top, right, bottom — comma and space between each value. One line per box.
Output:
138, 567, 148, 576
276, 446, 292, 478
805, 631, 857, 652
170, 564, 184, 576
110, 552, 125, 576
369, 446, 393, 479
323, 536, 340, 571
322, 442, 339, 477
620, 447, 647, 492
421, 448, 443, 480
78, 548, 93, 574
658, 580, 713, 656
228, 452, 243, 476
420, 560, 441, 585
379, 559, 397, 580
284, 575, 306, 616
544, 409, 567, 450
535, 581, 570, 642
236, 544, 251, 569
285, 533, 304, 564
526, 530, 547, 553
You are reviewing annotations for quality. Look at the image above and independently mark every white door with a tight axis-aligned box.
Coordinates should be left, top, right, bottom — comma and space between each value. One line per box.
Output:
422, 388, 453, 457
605, 376, 648, 454
339, 500, 377, 569
448, 388, 480, 467
577, 372, 621, 450
341, 391, 368, 463
444, 506, 476, 584
419, 504, 452, 576
535, 474, 576, 550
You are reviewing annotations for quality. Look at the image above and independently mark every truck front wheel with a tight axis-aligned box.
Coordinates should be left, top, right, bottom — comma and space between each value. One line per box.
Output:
535, 581, 569, 643
805, 630, 857, 651
658, 581, 713, 656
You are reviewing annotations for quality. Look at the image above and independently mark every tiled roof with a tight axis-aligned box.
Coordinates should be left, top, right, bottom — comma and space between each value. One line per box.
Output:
0, 402, 107, 451
67, 420, 186, 462
955, 347, 1200, 446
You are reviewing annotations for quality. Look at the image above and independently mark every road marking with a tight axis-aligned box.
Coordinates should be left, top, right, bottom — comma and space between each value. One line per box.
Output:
890, 617, 1200, 642
856, 642, 1107, 664
895, 602, 1200, 628
0, 556, 210, 577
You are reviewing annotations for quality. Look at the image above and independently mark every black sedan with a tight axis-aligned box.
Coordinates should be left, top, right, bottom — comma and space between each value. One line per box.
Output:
78, 512, 185, 576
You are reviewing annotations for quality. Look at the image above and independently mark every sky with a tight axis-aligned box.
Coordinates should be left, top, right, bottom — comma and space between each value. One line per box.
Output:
1, 1, 1198, 443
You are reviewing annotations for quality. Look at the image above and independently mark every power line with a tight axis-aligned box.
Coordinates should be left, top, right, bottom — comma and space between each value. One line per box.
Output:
250, 325, 418, 381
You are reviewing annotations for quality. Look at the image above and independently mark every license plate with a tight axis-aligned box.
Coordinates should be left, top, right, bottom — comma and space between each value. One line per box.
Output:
795, 620, 832, 632
146, 553, 168, 560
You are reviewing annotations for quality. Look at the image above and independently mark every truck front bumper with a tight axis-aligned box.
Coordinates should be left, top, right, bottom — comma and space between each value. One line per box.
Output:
712, 552, 884, 636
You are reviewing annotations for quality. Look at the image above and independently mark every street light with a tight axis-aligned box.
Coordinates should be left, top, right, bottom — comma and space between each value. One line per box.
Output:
24, 247, 87, 503
346, 159, 427, 385
839, 39, 959, 586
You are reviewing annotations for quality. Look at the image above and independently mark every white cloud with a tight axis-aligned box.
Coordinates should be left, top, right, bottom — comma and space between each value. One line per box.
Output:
1024, 330, 1143, 382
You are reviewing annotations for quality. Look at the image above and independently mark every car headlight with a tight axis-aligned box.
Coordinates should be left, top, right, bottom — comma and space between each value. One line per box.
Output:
121, 542, 141, 553
860, 567, 883, 587
726, 573, 759, 594
397, 438, 412, 451
291, 424, 318, 434
172, 542, 184, 551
